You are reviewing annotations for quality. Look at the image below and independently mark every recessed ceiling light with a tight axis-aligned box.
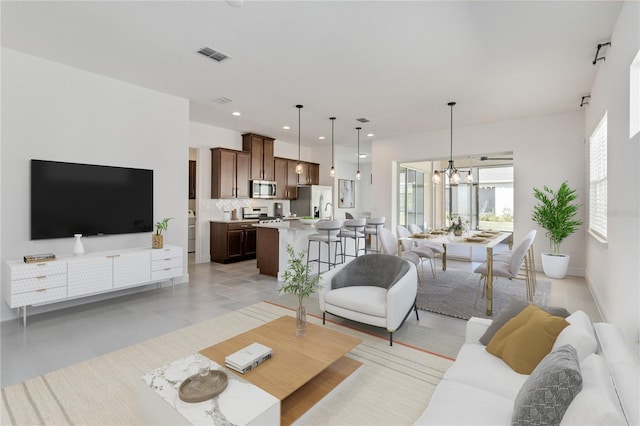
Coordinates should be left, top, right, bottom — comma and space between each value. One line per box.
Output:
282, 126, 291, 130
319, 136, 326, 140
359, 153, 368, 158
367, 133, 374, 137
232, 111, 241, 116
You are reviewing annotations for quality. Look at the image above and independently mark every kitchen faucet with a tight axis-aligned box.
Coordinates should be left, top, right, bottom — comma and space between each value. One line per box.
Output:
324, 202, 333, 219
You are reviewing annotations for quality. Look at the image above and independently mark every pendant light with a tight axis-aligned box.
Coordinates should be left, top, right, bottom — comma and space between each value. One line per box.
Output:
356, 127, 362, 180
295, 105, 304, 175
329, 117, 336, 177
433, 101, 468, 184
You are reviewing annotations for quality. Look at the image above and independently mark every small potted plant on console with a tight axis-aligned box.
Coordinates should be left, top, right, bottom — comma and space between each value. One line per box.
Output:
152, 217, 173, 249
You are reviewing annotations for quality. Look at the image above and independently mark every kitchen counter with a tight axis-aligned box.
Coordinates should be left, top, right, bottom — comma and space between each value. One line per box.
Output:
210, 219, 259, 224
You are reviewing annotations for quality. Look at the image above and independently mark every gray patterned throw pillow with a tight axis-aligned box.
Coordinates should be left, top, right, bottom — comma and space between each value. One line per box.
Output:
512, 344, 582, 426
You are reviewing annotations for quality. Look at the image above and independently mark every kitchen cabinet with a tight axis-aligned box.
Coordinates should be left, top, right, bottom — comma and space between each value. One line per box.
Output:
210, 221, 257, 263
242, 133, 275, 181
211, 148, 250, 199
297, 161, 320, 185
274, 157, 298, 200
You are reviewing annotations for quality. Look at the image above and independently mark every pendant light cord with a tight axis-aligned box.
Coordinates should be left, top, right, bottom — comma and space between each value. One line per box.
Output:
297, 105, 303, 163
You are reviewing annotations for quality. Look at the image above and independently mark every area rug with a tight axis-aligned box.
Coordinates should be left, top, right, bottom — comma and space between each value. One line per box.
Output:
416, 269, 550, 320
267, 294, 466, 359
1, 302, 454, 426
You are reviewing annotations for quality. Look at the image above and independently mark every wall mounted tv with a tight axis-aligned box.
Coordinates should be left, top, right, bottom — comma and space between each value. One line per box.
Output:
31, 159, 154, 240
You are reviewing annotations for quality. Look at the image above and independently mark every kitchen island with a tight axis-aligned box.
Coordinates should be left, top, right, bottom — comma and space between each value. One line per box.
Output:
254, 220, 330, 280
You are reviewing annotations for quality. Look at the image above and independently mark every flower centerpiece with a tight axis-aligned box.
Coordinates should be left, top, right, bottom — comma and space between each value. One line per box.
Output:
280, 244, 322, 337
448, 216, 467, 236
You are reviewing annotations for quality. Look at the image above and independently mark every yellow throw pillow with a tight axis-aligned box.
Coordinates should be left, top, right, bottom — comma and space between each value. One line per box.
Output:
486, 304, 570, 374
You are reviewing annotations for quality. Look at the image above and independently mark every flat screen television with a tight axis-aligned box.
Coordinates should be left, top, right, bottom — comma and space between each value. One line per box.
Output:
31, 159, 154, 240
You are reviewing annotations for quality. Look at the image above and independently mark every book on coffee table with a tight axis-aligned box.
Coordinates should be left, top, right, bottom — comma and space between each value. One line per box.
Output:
225, 342, 272, 374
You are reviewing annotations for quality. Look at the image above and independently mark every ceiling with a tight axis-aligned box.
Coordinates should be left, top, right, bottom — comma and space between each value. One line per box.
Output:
1, 1, 622, 148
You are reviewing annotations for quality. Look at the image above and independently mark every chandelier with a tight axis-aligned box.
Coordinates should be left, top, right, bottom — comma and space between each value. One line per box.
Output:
432, 101, 472, 184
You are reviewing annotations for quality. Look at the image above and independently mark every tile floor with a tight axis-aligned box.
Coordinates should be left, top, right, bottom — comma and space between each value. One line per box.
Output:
0, 254, 599, 388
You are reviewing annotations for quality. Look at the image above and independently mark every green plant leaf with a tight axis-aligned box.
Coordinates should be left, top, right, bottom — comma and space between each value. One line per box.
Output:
531, 181, 582, 254
280, 244, 323, 302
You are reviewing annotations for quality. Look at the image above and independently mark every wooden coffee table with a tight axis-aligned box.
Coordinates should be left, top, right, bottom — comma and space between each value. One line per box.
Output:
200, 315, 363, 425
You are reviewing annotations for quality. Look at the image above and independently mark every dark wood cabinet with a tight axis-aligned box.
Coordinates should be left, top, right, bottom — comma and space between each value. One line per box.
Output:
210, 222, 257, 263
211, 148, 250, 199
188, 160, 196, 199
242, 133, 275, 181
297, 161, 320, 185
274, 157, 299, 199
256, 227, 279, 276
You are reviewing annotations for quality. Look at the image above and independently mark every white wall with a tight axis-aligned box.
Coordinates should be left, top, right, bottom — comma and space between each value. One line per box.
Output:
373, 110, 587, 275
584, 1, 640, 349
1, 48, 189, 320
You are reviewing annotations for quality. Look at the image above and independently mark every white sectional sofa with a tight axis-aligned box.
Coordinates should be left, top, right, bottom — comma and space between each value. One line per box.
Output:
415, 310, 639, 425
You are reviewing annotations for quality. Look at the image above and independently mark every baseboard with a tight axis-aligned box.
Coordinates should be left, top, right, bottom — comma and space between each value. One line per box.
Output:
584, 270, 607, 322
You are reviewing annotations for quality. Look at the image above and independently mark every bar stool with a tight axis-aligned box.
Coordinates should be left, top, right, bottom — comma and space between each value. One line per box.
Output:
307, 220, 344, 274
364, 217, 385, 253
339, 218, 366, 261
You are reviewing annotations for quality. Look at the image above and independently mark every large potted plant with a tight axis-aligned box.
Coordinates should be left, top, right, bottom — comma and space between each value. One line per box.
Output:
280, 244, 322, 337
531, 181, 582, 279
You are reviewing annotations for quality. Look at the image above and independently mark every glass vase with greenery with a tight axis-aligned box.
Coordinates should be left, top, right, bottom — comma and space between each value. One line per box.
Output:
280, 244, 322, 337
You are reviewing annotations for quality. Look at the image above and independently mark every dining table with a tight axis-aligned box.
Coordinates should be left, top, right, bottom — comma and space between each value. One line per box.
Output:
399, 230, 513, 316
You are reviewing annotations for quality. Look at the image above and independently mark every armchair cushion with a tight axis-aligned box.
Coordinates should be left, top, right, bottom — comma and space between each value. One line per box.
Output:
324, 286, 387, 318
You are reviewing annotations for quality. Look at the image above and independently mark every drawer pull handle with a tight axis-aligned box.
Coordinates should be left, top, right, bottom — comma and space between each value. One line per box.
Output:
37, 263, 48, 267
164, 258, 171, 261
36, 276, 46, 279
106, 255, 121, 259
36, 288, 47, 292
164, 268, 171, 271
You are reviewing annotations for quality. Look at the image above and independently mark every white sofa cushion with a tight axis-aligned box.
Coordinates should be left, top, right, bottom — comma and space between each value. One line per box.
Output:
560, 354, 627, 426
443, 343, 528, 400
324, 286, 387, 318
594, 323, 640, 426
552, 311, 598, 362
414, 380, 513, 425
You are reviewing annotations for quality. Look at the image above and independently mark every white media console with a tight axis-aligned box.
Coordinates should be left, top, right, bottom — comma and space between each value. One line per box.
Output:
3, 245, 183, 326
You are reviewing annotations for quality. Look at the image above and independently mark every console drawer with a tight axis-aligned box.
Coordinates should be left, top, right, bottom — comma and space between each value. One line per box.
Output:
10, 286, 67, 307
151, 246, 182, 261
9, 261, 66, 280
151, 267, 183, 282
10, 274, 67, 295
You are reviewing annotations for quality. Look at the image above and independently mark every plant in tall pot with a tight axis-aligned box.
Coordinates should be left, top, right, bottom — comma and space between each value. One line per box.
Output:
280, 244, 322, 337
152, 218, 173, 249
531, 181, 582, 279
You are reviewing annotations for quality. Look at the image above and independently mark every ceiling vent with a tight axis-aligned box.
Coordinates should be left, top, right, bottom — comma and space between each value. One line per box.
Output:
213, 97, 233, 104
197, 47, 230, 62
356, 117, 370, 123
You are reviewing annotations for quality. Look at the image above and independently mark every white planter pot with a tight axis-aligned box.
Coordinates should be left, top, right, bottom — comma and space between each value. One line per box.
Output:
541, 253, 570, 279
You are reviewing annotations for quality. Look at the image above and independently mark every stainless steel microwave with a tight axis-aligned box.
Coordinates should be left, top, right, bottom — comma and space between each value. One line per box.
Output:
251, 180, 277, 199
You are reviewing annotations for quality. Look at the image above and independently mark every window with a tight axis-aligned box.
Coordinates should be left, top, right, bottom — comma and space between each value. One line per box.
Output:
589, 113, 607, 241
631, 49, 640, 138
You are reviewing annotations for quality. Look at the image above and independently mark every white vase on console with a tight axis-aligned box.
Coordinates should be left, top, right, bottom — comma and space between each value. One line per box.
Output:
73, 234, 85, 256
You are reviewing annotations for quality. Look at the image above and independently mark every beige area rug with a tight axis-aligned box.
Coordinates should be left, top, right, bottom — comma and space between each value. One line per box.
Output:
1, 302, 454, 426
